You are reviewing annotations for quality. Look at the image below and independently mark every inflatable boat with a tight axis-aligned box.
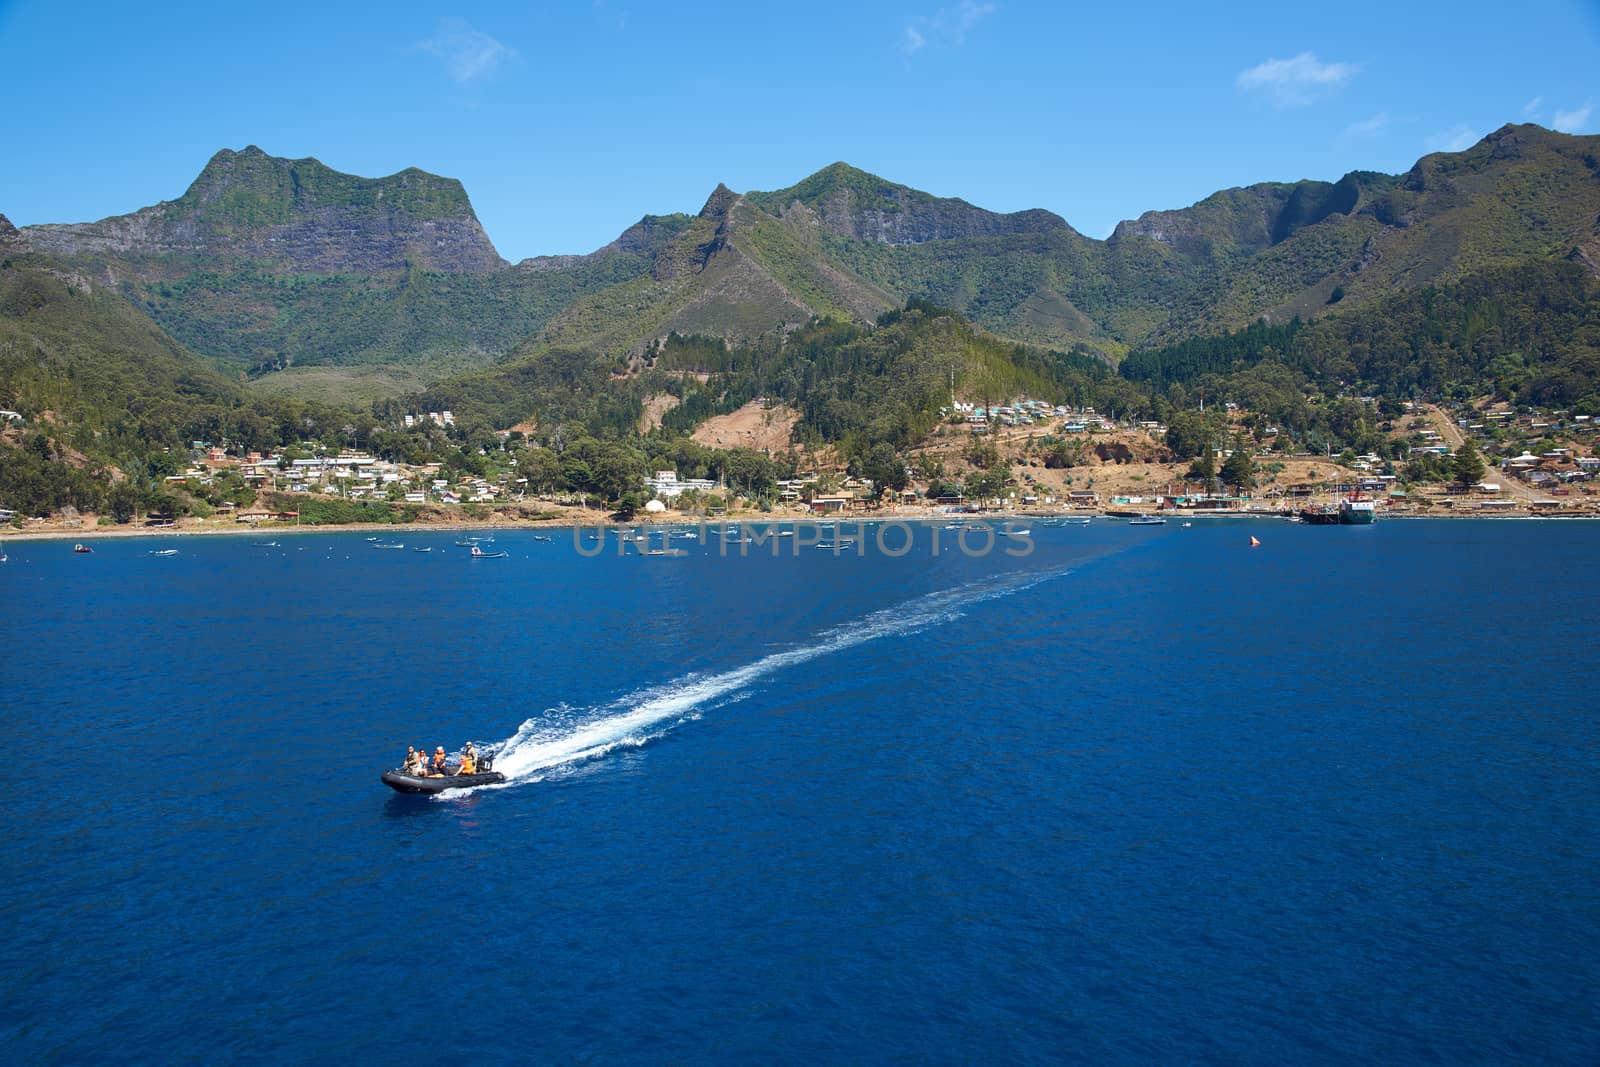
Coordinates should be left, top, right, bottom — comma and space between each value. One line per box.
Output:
382, 753, 505, 794
382, 769, 505, 794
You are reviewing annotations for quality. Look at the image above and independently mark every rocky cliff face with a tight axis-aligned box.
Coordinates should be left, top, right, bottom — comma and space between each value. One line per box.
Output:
1108, 172, 1379, 262
0, 213, 24, 254
20, 147, 505, 274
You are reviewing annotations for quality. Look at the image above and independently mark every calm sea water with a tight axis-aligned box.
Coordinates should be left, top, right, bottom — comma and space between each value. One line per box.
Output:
1, 519, 1596, 1063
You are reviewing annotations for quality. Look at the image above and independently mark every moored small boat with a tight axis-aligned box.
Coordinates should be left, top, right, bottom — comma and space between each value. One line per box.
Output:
469, 545, 508, 559
73, 543, 92, 554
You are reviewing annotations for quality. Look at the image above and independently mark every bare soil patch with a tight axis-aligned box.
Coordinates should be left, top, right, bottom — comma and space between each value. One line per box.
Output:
692, 402, 799, 452
639, 393, 681, 434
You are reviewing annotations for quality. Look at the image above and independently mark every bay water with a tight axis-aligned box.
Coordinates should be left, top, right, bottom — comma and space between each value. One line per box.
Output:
1, 519, 1595, 1062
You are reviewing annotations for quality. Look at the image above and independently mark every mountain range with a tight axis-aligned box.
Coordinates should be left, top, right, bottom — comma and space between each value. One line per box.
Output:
5, 124, 1599, 413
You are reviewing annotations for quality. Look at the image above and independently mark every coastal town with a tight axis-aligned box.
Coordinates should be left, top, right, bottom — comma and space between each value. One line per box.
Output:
4, 394, 1596, 540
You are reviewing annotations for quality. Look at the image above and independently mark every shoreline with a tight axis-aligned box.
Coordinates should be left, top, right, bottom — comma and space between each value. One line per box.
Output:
4, 507, 1596, 543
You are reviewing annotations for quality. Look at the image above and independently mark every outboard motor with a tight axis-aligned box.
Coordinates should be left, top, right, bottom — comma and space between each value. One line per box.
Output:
479, 752, 493, 773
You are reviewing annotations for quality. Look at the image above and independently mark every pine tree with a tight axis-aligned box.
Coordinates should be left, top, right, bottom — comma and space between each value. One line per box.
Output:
1452, 436, 1486, 488
1221, 436, 1256, 491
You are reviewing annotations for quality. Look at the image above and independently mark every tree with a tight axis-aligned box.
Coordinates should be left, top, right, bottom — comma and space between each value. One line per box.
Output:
516, 447, 564, 495
1165, 410, 1217, 460
1187, 444, 1216, 488
721, 449, 776, 497
590, 442, 646, 501
1452, 436, 1486, 487
1043, 440, 1081, 469
107, 481, 140, 524
1220, 437, 1256, 491
613, 490, 647, 520
966, 467, 1008, 505
853, 443, 907, 501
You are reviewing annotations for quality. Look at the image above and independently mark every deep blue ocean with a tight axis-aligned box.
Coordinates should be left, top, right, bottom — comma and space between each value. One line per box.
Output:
2, 518, 1596, 1063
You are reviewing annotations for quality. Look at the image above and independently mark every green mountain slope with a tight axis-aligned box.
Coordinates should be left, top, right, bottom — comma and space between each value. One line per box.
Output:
12, 148, 659, 388
526, 185, 897, 359
9, 126, 1598, 414
776, 127, 1599, 353
0, 254, 246, 451
132, 250, 655, 378
1191, 125, 1600, 334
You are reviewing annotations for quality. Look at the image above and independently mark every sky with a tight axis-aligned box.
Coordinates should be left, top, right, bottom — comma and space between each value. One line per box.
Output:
2, 0, 1597, 262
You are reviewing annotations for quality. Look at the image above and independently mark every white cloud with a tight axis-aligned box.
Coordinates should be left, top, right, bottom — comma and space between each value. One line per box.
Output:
1425, 124, 1481, 153
1345, 112, 1391, 137
1553, 102, 1592, 133
1236, 51, 1360, 108
901, 1, 996, 55
416, 18, 515, 83
1523, 96, 1544, 117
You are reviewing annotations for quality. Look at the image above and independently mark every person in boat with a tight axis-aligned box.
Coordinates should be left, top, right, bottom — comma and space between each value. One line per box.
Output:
430, 746, 449, 777
456, 743, 477, 776
401, 746, 421, 774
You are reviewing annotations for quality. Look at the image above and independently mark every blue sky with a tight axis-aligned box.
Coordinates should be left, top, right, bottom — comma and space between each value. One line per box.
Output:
2, 0, 1596, 261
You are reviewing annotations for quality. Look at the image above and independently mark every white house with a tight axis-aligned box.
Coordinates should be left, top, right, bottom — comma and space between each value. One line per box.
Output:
646, 471, 718, 498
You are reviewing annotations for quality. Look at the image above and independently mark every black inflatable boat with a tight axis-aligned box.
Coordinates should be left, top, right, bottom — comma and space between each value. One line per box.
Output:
382, 769, 506, 793
382, 751, 505, 793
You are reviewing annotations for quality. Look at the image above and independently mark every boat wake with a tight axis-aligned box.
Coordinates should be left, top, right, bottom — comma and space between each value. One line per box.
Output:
482, 565, 1073, 788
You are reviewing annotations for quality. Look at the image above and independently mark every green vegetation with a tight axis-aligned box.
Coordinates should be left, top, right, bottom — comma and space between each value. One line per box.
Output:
166, 148, 478, 230
267, 494, 417, 525
1125, 261, 1600, 415
118, 252, 654, 382
23, 127, 1600, 414
8, 129, 1600, 523
1220, 436, 1256, 490
1452, 437, 1487, 487
429, 299, 1115, 464
0, 256, 355, 517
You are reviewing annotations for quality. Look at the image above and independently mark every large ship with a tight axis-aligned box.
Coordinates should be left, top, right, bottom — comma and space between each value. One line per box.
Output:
1339, 494, 1377, 524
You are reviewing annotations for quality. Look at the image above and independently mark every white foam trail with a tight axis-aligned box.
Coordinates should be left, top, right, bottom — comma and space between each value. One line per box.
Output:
486, 566, 1070, 785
